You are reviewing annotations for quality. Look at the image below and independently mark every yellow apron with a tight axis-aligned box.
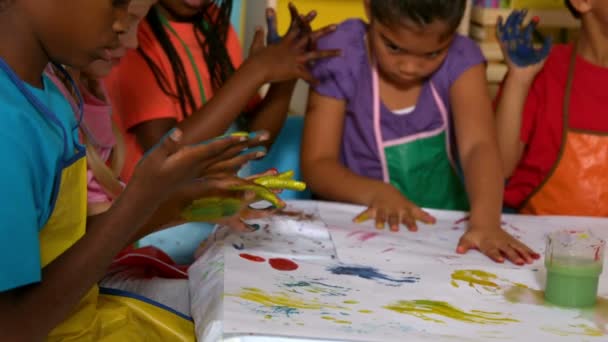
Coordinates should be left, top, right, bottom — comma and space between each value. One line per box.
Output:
2, 61, 195, 341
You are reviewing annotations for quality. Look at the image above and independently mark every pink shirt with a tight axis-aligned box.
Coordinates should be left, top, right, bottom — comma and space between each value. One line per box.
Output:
45, 67, 120, 207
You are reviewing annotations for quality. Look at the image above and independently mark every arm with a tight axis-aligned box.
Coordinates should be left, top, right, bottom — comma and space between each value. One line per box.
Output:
451, 64, 504, 229
495, 71, 535, 177
451, 64, 538, 264
495, 10, 550, 177
301, 91, 388, 205
0, 187, 160, 341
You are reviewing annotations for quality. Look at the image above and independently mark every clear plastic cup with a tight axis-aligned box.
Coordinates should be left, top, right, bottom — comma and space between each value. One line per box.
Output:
544, 230, 605, 308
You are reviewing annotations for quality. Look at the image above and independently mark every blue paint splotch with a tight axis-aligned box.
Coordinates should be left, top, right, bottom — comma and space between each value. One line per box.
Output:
282, 280, 350, 297
328, 265, 419, 285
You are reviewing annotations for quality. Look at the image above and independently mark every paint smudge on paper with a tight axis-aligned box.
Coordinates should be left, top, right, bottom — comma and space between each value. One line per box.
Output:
321, 316, 352, 324
504, 286, 608, 334
451, 269, 528, 292
232, 243, 245, 250
451, 270, 499, 288
328, 265, 419, 285
541, 324, 604, 337
269, 258, 299, 271
359, 309, 373, 314
239, 253, 265, 262
381, 248, 395, 253
281, 280, 350, 297
348, 231, 379, 242
227, 287, 346, 319
384, 300, 518, 324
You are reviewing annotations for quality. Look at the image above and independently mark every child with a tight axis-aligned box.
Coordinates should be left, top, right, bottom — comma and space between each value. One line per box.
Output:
106, 0, 337, 181
495, 0, 608, 217
302, 0, 539, 265
0, 1, 328, 340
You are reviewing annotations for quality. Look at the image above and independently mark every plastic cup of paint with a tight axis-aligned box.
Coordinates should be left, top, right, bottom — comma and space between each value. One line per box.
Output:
544, 230, 605, 308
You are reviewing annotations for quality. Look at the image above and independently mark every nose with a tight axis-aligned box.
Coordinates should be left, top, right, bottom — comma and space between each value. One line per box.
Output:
397, 57, 421, 76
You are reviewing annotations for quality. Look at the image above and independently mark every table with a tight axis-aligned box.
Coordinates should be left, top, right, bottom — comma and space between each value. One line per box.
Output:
189, 201, 608, 342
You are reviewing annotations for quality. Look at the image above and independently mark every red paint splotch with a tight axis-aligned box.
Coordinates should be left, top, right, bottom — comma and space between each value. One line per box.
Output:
239, 253, 266, 263
269, 258, 299, 271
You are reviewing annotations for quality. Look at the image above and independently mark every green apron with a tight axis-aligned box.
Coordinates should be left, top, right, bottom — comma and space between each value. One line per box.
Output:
371, 63, 469, 210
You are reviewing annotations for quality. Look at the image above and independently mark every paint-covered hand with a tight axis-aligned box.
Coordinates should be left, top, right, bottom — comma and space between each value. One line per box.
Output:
353, 184, 436, 232
497, 10, 552, 74
457, 227, 540, 265
266, 3, 315, 46
247, 7, 340, 86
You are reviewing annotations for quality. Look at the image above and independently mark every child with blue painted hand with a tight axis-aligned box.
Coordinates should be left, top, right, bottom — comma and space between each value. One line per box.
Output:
0, 0, 274, 339
302, 0, 539, 265
106, 0, 339, 182
495, 0, 608, 217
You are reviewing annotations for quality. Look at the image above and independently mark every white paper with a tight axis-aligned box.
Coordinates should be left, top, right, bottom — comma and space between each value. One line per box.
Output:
190, 201, 608, 342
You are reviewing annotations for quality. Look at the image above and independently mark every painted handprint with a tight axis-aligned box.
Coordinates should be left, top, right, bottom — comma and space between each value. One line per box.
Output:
497, 10, 552, 67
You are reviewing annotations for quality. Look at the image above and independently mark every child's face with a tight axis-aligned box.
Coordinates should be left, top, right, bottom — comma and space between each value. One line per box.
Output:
83, 0, 157, 79
28, 0, 131, 69
368, 19, 454, 87
159, 0, 211, 19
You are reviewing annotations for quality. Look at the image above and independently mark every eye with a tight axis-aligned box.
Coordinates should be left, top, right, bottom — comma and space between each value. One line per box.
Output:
426, 51, 441, 59
385, 41, 401, 53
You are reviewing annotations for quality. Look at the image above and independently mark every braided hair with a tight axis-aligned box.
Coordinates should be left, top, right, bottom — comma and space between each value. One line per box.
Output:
138, 0, 236, 119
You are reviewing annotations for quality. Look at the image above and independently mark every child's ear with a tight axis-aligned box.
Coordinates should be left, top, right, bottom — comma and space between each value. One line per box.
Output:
569, 0, 592, 15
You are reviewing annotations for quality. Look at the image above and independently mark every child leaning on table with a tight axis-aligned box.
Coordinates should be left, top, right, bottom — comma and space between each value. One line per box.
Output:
302, 0, 540, 265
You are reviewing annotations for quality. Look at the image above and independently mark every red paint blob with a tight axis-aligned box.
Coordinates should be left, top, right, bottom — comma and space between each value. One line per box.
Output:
269, 258, 299, 271
532, 16, 540, 23
239, 253, 266, 262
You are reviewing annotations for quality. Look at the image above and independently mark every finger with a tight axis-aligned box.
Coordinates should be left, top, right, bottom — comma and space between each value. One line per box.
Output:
401, 212, 417, 232
204, 149, 267, 175
375, 208, 386, 230
482, 246, 506, 263
297, 49, 342, 63
501, 245, 525, 265
511, 242, 540, 263
301, 10, 317, 26
240, 206, 277, 220
388, 211, 400, 232
309, 24, 338, 44
456, 237, 477, 255
266, 8, 281, 44
354, 208, 374, 223
411, 207, 436, 225
171, 134, 245, 170
250, 26, 265, 51
295, 66, 319, 86
246, 168, 279, 180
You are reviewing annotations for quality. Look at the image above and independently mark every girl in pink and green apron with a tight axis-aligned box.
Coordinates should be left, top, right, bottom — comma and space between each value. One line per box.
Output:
303, 0, 540, 265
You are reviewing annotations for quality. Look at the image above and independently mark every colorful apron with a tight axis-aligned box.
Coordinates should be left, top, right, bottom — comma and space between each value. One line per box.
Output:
520, 45, 608, 216
0, 60, 194, 341
372, 63, 469, 210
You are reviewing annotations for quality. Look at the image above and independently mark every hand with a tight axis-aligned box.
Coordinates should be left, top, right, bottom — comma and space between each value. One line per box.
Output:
457, 226, 540, 265
247, 10, 340, 85
497, 9, 552, 78
147, 175, 276, 233
266, 3, 315, 46
353, 184, 436, 232
128, 128, 250, 203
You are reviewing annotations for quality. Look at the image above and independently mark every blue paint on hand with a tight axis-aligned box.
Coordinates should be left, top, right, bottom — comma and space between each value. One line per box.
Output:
497, 9, 552, 67
328, 265, 419, 284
